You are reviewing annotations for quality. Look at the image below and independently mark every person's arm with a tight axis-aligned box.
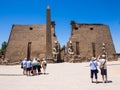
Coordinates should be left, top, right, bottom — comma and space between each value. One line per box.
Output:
97, 55, 100, 61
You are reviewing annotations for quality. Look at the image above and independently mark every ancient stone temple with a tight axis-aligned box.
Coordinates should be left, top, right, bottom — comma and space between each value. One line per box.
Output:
5, 6, 60, 63
5, 7, 116, 63
65, 21, 116, 62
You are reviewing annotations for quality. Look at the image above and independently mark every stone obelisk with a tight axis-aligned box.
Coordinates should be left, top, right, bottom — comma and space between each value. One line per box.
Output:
46, 6, 52, 59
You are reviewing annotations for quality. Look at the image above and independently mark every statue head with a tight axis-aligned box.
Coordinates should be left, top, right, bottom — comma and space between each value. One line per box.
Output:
102, 43, 105, 46
70, 41, 72, 44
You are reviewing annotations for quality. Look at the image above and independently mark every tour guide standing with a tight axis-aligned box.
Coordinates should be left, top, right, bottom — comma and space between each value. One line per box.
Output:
89, 57, 98, 83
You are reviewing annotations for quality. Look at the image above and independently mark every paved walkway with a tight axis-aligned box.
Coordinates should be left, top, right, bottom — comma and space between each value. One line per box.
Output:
0, 61, 120, 90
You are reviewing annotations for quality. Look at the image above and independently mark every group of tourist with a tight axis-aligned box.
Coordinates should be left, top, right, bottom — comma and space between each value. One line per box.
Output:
21, 54, 108, 83
89, 54, 108, 84
21, 57, 47, 76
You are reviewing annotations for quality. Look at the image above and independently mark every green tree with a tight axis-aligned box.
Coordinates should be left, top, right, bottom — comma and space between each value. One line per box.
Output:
0, 41, 7, 55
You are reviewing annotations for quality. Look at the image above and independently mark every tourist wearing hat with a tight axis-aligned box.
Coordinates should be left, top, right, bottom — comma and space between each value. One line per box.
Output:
98, 54, 108, 83
89, 57, 99, 83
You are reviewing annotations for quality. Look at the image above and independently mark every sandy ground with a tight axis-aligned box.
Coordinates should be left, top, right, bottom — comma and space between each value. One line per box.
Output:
0, 61, 120, 90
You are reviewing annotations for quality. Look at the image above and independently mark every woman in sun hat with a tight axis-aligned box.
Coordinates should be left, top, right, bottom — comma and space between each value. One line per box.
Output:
89, 57, 99, 83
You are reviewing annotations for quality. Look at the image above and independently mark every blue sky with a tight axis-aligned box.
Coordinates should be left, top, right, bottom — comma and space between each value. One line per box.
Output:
0, 0, 120, 53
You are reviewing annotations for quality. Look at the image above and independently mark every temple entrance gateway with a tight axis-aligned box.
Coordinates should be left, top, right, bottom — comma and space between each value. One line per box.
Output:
5, 7, 116, 63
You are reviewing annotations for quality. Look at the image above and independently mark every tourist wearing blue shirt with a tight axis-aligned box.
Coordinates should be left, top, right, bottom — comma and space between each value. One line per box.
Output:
89, 57, 98, 83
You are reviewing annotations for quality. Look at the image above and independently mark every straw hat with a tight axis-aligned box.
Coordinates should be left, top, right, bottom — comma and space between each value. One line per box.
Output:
91, 57, 95, 60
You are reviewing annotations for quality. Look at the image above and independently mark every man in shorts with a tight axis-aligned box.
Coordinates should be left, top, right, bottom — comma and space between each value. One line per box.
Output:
21, 58, 27, 75
98, 54, 108, 83
26, 59, 32, 76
